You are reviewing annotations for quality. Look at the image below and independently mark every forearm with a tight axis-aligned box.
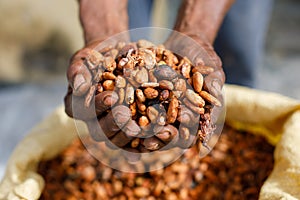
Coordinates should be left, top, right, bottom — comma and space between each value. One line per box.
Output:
79, 0, 129, 44
174, 0, 235, 44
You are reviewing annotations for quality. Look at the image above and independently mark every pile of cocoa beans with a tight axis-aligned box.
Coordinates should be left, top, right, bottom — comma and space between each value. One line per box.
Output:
38, 125, 274, 200
77, 39, 221, 152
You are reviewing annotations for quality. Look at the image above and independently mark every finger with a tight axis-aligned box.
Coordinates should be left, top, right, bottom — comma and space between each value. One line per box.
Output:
95, 91, 119, 115
64, 86, 97, 120
203, 69, 225, 98
142, 137, 164, 151
189, 36, 222, 69
98, 105, 131, 138
153, 124, 178, 143
122, 120, 141, 137
67, 57, 93, 96
110, 131, 132, 148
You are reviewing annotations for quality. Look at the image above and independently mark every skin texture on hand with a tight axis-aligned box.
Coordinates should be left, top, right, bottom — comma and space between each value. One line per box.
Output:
174, 0, 235, 44
65, 1, 130, 148
79, 0, 128, 44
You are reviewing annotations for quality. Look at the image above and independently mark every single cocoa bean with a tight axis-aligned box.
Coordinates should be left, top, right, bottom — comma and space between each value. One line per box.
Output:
103, 80, 115, 91
144, 88, 159, 99
143, 137, 164, 151
185, 89, 205, 107
136, 89, 146, 102
102, 72, 116, 80
192, 72, 204, 93
131, 138, 140, 148
139, 116, 150, 127
199, 91, 222, 107
141, 82, 159, 88
167, 97, 179, 123
153, 65, 178, 81
159, 80, 174, 90
86, 49, 104, 68
179, 57, 192, 79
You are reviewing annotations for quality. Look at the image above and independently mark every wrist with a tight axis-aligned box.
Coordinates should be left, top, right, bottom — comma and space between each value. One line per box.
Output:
174, 0, 235, 44
79, 0, 129, 44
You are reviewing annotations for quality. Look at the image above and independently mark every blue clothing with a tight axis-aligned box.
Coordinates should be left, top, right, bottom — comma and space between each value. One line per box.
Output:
214, 0, 273, 87
128, 0, 153, 28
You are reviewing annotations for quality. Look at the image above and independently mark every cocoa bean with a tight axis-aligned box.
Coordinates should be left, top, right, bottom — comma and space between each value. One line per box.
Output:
138, 116, 150, 127
153, 65, 178, 80
141, 82, 159, 88
185, 89, 205, 107
131, 138, 140, 148
144, 88, 159, 99
159, 80, 174, 90
167, 97, 179, 124
136, 89, 146, 102
102, 72, 116, 80
102, 80, 115, 91
86, 49, 104, 68
143, 137, 164, 151
192, 72, 204, 93
199, 91, 222, 107
179, 57, 192, 79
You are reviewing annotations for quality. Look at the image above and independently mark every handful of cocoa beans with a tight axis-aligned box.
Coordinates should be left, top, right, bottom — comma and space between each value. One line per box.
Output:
76, 39, 222, 153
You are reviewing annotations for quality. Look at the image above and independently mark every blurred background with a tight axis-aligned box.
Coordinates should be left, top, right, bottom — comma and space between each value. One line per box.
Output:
0, 0, 299, 179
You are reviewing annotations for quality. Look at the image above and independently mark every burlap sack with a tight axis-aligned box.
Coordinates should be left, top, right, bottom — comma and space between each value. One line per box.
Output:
0, 84, 299, 200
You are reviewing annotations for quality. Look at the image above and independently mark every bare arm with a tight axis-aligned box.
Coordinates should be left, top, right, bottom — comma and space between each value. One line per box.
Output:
79, 0, 129, 44
174, 0, 235, 44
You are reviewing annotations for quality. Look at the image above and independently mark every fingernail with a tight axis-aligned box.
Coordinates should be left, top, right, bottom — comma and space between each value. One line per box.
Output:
73, 74, 85, 91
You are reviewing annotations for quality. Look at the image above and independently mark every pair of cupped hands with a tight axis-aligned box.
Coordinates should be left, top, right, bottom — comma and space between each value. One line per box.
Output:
64, 30, 224, 152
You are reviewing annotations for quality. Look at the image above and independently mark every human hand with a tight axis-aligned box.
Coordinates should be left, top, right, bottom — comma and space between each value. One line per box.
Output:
64, 38, 136, 145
